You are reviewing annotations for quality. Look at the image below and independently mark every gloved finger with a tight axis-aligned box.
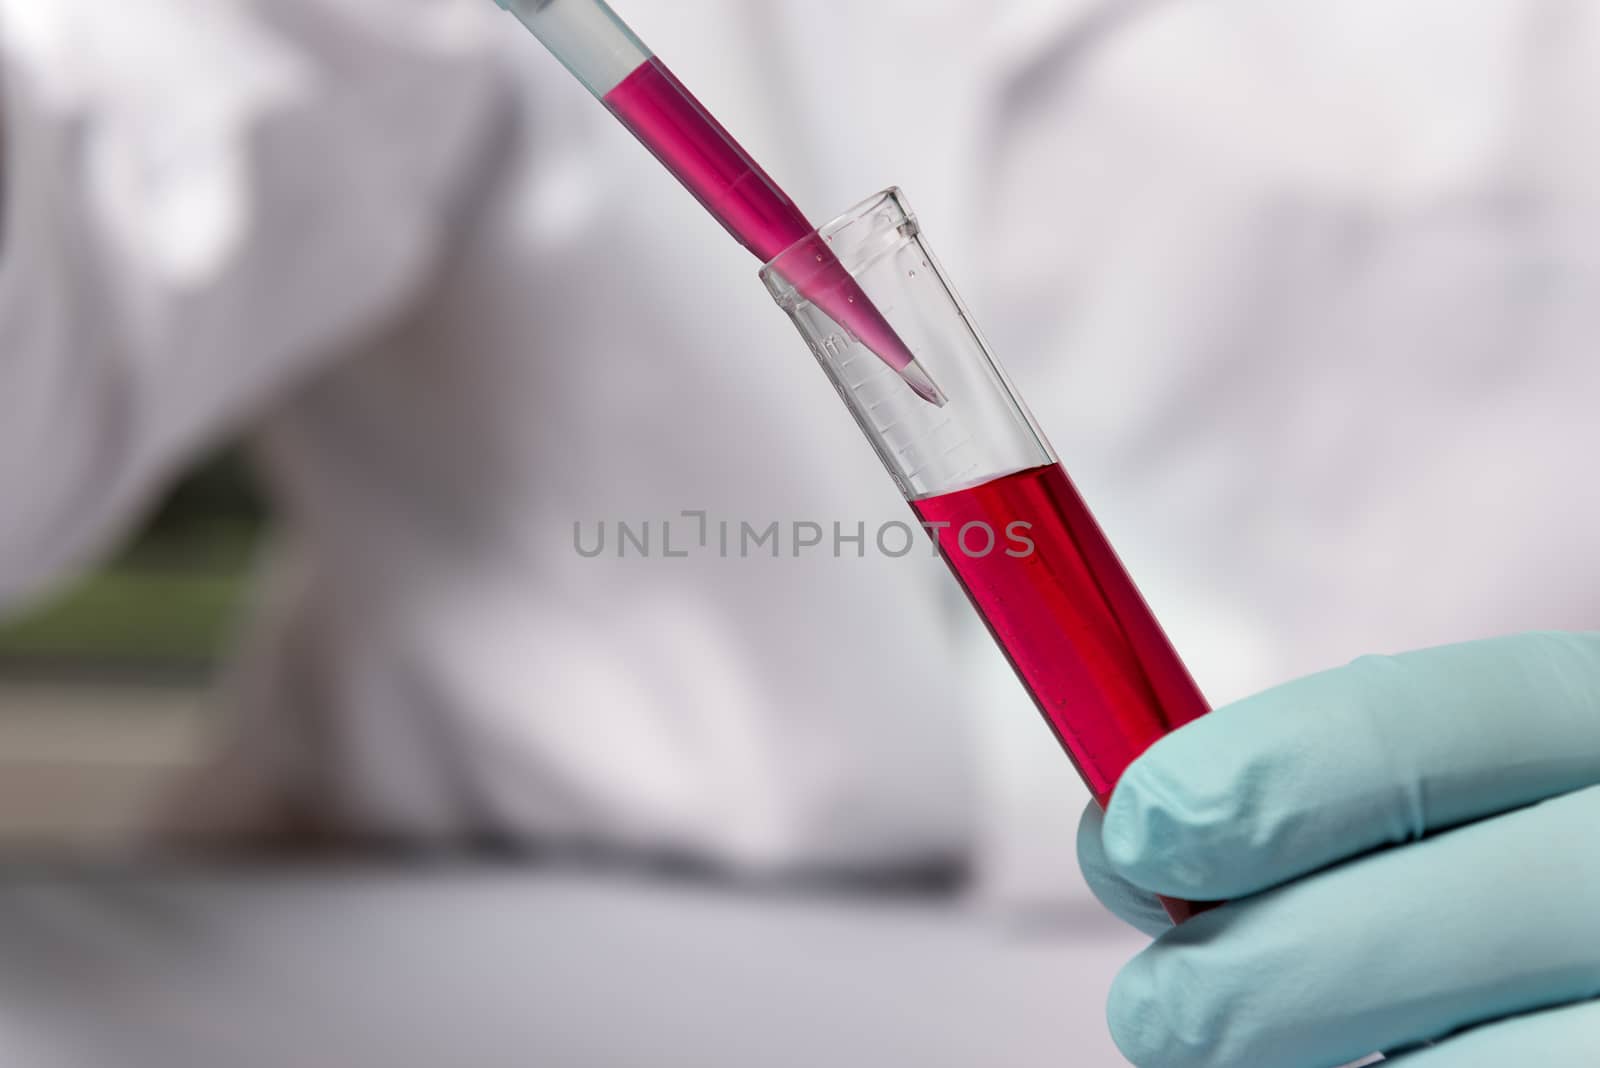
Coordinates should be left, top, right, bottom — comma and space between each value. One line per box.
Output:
1076, 802, 1172, 937
1108, 784, 1600, 1068
1103, 630, 1600, 899
1383, 999, 1600, 1067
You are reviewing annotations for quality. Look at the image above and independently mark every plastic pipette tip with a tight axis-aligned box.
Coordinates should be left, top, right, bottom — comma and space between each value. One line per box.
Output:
899, 358, 948, 407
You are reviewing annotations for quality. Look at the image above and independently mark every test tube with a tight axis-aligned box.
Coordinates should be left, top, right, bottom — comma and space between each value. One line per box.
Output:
762, 189, 1214, 924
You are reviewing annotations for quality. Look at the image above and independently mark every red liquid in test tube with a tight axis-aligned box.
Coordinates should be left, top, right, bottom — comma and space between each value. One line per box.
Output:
913, 464, 1215, 924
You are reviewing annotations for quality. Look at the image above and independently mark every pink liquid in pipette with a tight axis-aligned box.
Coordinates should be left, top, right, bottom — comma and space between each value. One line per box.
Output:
913, 464, 1214, 923
604, 59, 927, 390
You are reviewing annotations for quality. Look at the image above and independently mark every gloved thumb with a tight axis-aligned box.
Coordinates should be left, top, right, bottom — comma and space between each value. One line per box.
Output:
1077, 800, 1172, 937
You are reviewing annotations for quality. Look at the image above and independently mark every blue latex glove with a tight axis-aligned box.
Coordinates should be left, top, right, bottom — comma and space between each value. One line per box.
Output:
1077, 631, 1600, 1067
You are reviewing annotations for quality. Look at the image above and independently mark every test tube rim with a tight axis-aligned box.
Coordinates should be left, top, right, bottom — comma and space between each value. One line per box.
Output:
758, 187, 912, 307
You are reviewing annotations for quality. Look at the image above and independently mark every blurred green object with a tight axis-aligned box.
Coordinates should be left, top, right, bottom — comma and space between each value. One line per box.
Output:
0, 550, 252, 664
0, 449, 266, 671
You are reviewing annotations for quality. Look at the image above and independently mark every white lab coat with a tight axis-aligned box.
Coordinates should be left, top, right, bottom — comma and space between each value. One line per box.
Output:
3, 0, 1597, 896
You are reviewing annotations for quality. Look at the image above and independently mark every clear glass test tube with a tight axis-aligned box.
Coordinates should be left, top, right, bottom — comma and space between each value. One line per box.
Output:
761, 189, 1214, 924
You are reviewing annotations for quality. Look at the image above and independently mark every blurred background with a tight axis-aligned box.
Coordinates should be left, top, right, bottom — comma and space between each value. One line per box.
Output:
2, 0, 1596, 1065
0, 448, 261, 848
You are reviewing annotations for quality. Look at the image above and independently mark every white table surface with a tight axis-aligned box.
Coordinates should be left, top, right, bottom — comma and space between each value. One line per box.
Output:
0, 864, 1144, 1068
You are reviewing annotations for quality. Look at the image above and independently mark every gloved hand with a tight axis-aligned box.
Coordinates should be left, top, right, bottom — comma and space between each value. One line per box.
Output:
1077, 631, 1600, 1067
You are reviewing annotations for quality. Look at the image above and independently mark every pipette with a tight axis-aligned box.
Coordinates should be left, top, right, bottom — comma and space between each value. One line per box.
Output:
492, 0, 946, 406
